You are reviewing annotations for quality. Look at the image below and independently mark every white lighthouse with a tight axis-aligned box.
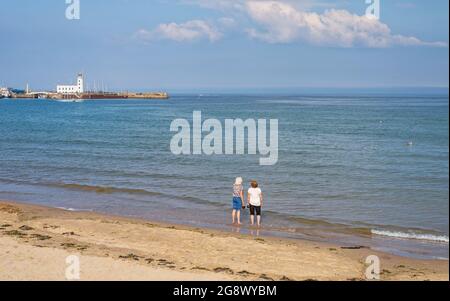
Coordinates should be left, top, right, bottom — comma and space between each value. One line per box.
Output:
57, 73, 84, 94
76, 73, 84, 93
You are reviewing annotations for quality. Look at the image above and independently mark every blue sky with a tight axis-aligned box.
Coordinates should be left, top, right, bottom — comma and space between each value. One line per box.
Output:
0, 0, 448, 92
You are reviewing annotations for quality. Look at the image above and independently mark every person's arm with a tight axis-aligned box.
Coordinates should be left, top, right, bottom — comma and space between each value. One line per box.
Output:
240, 190, 244, 207
260, 192, 263, 207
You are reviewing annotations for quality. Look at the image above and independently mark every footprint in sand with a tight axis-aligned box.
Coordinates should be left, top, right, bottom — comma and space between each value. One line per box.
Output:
62, 232, 78, 236
19, 225, 34, 231
31, 234, 52, 241
237, 270, 254, 276
4, 230, 27, 237
61, 242, 88, 250
213, 267, 234, 274
118, 253, 142, 261
259, 274, 274, 281
191, 266, 209, 271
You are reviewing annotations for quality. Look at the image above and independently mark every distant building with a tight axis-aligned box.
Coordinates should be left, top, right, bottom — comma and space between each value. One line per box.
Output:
57, 73, 84, 94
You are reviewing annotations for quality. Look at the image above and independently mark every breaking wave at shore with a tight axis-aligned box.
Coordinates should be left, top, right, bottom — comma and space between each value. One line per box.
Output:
371, 230, 449, 243
56, 206, 93, 212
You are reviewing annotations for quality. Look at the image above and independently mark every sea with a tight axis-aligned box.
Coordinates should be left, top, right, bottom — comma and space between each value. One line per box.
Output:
0, 92, 448, 259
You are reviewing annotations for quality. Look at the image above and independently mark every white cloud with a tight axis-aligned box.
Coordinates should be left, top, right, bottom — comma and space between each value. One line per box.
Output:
182, 0, 338, 12
218, 17, 238, 29
137, 0, 447, 48
136, 20, 222, 43
180, 0, 247, 12
244, 1, 447, 48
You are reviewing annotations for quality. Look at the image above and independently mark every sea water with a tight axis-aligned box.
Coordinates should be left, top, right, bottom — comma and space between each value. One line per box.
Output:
0, 92, 448, 259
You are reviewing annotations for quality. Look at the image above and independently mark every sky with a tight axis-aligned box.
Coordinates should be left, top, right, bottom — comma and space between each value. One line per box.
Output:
0, 0, 449, 92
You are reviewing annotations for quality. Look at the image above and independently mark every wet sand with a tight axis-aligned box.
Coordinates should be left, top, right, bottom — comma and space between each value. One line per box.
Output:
0, 200, 448, 281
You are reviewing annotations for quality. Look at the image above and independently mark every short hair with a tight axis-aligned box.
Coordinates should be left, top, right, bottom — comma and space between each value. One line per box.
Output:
251, 180, 258, 188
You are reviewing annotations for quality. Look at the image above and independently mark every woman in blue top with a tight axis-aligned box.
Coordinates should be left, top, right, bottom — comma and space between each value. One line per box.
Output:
232, 177, 244, 225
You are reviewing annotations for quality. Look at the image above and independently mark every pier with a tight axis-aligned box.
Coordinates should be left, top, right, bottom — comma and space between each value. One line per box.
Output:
2, 73, 169, 100
7, 91, 169, 100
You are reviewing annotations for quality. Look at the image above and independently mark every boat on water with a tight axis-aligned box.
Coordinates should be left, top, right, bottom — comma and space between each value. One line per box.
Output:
1, 87, 11, 98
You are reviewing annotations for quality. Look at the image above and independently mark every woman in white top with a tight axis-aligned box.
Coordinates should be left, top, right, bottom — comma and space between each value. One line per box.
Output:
247, 180, 263, 227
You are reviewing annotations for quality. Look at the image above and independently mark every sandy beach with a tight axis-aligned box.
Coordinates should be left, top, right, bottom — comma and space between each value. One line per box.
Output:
0, 200, 448, 281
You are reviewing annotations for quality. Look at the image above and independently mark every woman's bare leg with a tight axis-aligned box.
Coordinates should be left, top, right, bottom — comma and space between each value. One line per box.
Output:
257, 215, 261, 227
232, 210, 236, 224
237, 211, 241, 224
250, 214, 254, 225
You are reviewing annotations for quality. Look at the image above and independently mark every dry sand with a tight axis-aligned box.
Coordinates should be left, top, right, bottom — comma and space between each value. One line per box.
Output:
0, 200, 448, 281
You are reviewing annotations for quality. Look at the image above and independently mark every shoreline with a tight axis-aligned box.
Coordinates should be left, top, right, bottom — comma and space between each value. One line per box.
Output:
0, 200, 448, 281
2, 184, 448, 260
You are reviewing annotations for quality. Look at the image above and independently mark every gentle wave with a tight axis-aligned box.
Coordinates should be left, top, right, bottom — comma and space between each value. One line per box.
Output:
56, 207, 93, 212
371, 229, 449, 243
53, 182, 228, 209
57, 183, 162, 196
